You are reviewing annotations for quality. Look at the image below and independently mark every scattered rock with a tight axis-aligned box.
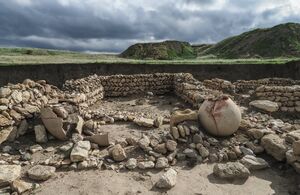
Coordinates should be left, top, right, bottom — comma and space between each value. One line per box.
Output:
171, 127, 180, 139
249, 100, 279, 112
137, 161, 155, 169
138, 135, 150, 150
286, 130, 300, 143
154, 143, 167, 154
53, 106, 68, 119
213, 162, 250, 179
183, 148, 197, 158
247, 128, 265, 139
2, 146, 12, 153
261, 134, 287, 161
70, 141, 91, 162
125, 158, 137, 170
87, 133, 109, 147
166, 140, 177, 152
0, 114, 12, 127
293, 140, 300, 156
156, 168, 177, 189
27, 165, 56, 181
0, 126, 14, 144
0, 165, 21, 187
34, 125, 48, 143
155, 157, 169, 168
11, 179, 33, 194
154, 116, 164, 127
133, 117, 154, 127
240, 146, 254, 156
77, 161, 88, 170
240, 155, 269, 170
109, 144, 127, 162
197, 144, 209, 158
29, 144, 43, 153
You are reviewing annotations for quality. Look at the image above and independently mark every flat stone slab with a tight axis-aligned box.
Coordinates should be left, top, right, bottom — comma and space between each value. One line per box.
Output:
27, 165, 56, 181
41, 107, 67, 140
0, 165, 21, 187
249, 100, 279, 112
213, 162, 250, 179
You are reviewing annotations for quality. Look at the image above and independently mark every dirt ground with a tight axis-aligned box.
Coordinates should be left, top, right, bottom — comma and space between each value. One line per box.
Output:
35, 162, 299, 195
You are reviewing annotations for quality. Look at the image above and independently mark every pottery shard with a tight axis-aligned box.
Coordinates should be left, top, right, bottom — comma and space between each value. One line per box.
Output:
170, 109, 198, 127
41, 107, 67, 140
198, 96, 241, 137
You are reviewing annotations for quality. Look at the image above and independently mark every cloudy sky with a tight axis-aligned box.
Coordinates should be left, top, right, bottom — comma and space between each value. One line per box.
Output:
0, 0, 300, 53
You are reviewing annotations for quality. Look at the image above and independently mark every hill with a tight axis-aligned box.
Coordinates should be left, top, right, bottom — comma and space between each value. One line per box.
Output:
204, 23, 300, 58
120, 40, 196, 60
192, 44, 214, 57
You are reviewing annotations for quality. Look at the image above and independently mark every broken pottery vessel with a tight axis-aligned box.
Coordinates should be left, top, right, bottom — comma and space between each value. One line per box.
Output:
198, 95, 241, 136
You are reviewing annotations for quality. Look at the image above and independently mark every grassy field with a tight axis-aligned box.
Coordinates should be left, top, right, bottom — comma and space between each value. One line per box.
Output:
0, 47, 298, 66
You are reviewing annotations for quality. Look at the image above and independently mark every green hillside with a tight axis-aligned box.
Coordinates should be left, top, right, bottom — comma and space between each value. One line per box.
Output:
120, 40, 196, 60
204, 23, 300, 58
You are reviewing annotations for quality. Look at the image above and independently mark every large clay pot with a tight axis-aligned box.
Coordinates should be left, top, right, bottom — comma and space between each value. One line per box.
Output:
198, 95, 241, 136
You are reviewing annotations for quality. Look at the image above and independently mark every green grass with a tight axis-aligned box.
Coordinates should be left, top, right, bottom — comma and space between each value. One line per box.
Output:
0, 47, 298, 66
205, 23, 300, 58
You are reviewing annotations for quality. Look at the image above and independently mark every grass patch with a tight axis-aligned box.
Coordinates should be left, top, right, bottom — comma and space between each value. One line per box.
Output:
0, 47, 298, 66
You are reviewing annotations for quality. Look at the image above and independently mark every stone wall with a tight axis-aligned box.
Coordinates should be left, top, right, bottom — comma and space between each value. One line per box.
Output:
234, 78, 300, 93
203, 78, 235, 94
100, 73, 174, 97
255, 85, 300, 113
63, 74, 104, 105
63, 73, 224, 109
173, 73, 222, 108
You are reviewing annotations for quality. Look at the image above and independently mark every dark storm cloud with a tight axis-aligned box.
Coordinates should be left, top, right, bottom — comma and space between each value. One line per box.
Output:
0, 0, 299, 52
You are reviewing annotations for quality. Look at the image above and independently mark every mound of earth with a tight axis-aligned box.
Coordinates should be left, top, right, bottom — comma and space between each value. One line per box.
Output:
203, 23, 300, 58
120, 40, 196, 60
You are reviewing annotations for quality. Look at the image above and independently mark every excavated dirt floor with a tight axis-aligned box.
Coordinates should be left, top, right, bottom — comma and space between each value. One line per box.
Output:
3, 94, 299, 195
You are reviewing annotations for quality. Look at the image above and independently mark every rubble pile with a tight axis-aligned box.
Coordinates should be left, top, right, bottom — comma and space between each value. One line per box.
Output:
0, 79, 64, 144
